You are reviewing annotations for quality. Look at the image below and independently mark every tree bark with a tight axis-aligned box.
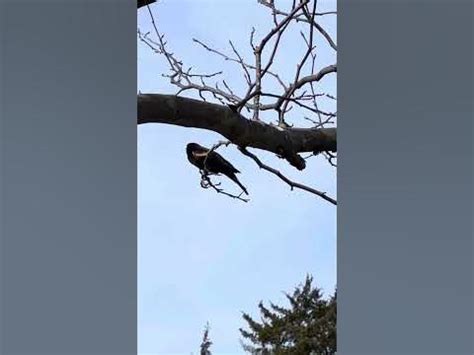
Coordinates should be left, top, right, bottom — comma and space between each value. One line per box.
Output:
137, 0, 156, 9
138, 94, 336, 170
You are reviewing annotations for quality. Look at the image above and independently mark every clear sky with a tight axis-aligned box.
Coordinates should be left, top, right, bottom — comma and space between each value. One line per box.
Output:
137, 1, 337, 353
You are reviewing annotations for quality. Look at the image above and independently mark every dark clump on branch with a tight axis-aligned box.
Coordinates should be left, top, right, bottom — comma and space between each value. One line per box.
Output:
186, 143, 249, 195
137, 0, 156, 9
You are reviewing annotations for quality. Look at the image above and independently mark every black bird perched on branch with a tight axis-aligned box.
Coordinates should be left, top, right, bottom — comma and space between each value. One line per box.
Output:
186, 142, 249, 195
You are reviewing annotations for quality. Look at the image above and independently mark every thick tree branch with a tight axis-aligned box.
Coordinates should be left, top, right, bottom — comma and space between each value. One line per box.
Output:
137, 0, 156, 9
138, 94, 336, 170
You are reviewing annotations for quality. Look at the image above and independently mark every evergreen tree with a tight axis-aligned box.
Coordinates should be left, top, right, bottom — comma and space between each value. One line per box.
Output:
200, 322, 213, 355
239, 275, 336, 354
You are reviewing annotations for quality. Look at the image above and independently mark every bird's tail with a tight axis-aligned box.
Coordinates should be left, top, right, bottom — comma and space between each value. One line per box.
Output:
229, 174, 249, 195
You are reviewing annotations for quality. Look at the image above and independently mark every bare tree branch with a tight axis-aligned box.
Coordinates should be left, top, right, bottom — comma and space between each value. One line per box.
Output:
239, 147, 336, 205
235, 0, 309, 116
258, 0, 338, 50
138, 94, 336, 170
275, 64, 337, 110
257, 0, 336, 16
192, 38, 287, 91
139, 0, 336, 127
137, 0, 337, 204
137, 0, 156, 10
200, 172, 250, 203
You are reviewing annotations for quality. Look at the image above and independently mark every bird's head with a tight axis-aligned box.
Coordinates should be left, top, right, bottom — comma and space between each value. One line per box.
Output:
186, 142, 200, 150
186, 142, 203, 156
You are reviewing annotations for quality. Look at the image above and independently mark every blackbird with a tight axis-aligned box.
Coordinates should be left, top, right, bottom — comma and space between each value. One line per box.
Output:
186, 143, 248, 195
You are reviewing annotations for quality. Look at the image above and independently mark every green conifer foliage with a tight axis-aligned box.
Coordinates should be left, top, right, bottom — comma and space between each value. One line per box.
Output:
239, 275, 337, 355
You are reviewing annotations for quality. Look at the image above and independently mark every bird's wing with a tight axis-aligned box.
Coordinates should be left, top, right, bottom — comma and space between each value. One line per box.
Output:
209, 151, 240, 174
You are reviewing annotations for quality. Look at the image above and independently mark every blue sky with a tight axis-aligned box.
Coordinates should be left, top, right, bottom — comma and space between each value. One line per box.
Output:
137, 1, 337, 353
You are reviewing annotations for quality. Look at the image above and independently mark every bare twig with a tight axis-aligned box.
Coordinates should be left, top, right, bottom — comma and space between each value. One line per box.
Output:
260, 92, 336, 118
199, 141, 250, 202
229, 40, 252, 86
139, 10, 247, 107
200, 172, 249, 203
275, 64, 336, 111
192, 38, 287, 90
257, 0, 336, 16
258, 0, 337, 50
279, 1, 317, 123
323, 151, 337, 168
302, 1, 337, 51
236, 0, 309, 116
